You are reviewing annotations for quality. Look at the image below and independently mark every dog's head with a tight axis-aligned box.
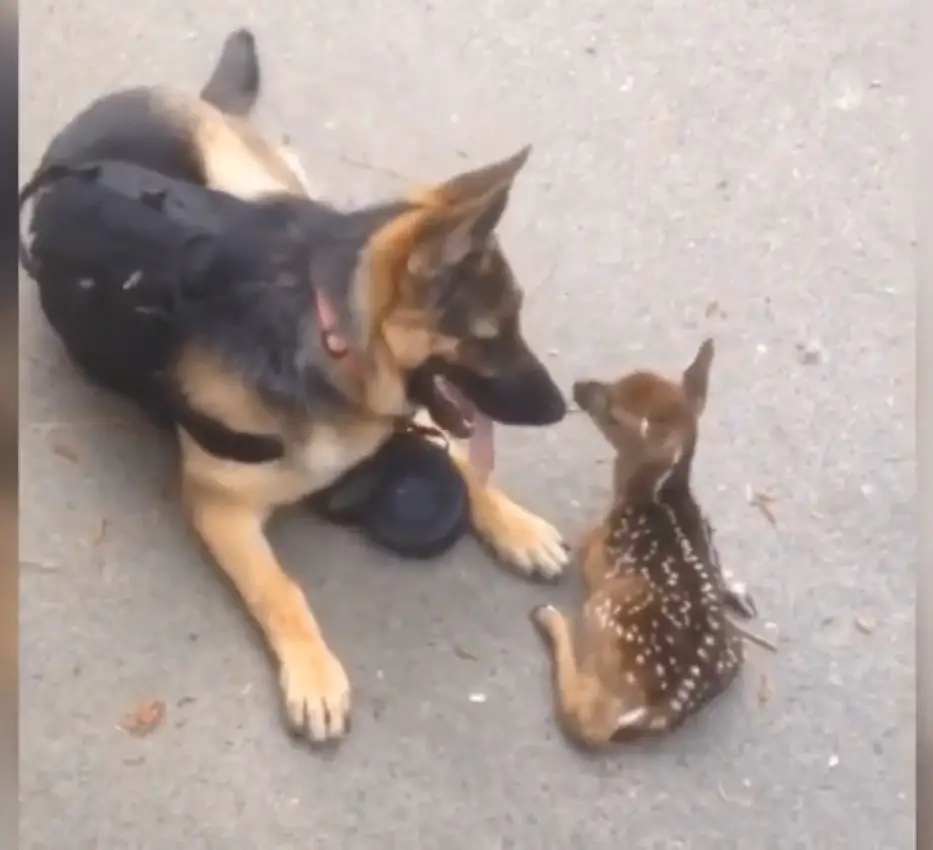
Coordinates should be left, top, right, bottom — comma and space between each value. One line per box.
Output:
361, 146, 567, 438
571, 339, 715, 497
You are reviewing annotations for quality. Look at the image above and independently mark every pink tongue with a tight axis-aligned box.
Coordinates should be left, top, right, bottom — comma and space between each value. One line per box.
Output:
468, 413, 495, 484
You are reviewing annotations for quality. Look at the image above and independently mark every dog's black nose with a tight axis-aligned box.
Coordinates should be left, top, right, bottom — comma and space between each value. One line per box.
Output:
492, 366, 567, 426
531, 370, 568, 425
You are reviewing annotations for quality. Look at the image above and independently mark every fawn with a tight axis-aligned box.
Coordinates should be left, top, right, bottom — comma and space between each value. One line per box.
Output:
532, 339, 760, 749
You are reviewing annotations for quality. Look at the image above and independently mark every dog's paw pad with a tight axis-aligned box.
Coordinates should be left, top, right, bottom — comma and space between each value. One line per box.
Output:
279, 643, 352, 744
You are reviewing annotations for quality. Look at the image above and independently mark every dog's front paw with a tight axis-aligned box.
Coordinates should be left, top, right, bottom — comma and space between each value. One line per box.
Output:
279, 640, 351, 744
476, 492, 569, 580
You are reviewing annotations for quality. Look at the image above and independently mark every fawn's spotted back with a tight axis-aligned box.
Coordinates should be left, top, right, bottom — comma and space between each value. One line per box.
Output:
593, 479, 744, 732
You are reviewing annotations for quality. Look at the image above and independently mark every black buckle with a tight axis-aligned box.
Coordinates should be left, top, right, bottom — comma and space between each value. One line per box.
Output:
395, 417, 451, 452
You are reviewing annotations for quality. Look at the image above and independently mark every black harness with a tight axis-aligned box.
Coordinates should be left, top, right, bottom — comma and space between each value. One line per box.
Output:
19, 159, 286, 463
19, 159, 470, 559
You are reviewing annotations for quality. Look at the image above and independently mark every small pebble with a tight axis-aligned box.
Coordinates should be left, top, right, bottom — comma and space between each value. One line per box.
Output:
855, 615, 877, 635
796, 341, 824, 366
468, 692, 487, 703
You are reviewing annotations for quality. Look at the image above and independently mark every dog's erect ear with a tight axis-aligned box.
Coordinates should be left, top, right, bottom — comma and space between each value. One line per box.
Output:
681, 338, 715, 416
429, 145, 532, 207
406, 146, 531, 278
407, 184, 512, 278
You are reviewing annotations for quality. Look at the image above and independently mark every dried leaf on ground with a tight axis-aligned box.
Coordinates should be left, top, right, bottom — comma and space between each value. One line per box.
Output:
795, 341, 824, 366
48, 434, 80, 463
705, 300, 727, 319
745, 486, 778, 527
855, 615, 877, 635
757, 673, 776, 706
90, 518, 109, 547
118, 698, 166, 737
453, 645, 478, 661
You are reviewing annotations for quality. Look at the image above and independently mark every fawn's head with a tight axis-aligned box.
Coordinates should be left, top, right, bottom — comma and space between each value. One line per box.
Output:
572, 338, 715, 500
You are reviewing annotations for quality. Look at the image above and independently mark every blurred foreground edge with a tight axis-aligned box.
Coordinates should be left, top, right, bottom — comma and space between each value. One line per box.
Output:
0, 2, 18, 847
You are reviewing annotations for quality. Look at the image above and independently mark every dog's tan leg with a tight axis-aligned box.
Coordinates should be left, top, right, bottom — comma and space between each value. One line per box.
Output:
530, 604, 617, 749
184, 481, 351, 743
409, 410, 569, 578
449, 443, 569, 580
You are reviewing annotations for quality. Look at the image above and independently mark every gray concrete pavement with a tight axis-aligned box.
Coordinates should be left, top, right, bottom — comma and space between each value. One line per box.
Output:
19, 2, 915, 848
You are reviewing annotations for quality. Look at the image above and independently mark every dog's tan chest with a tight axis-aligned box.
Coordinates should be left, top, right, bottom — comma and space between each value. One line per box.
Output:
288, 420, 390, 492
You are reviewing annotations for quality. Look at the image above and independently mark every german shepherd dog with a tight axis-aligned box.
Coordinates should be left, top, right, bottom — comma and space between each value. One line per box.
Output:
22, 29, 570, 744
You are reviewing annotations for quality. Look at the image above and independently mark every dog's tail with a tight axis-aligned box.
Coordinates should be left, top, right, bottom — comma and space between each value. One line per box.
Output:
199, 28, 261, 117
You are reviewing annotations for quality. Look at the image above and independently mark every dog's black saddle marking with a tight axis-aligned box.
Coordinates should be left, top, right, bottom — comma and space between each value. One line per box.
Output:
20, 158, 470, 559
19, 159, 286, 463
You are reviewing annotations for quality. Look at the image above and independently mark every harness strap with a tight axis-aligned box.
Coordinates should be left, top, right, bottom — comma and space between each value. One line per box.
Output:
161, 383, 285, 464
19, 160, 426, 467
20, 161, 287, 465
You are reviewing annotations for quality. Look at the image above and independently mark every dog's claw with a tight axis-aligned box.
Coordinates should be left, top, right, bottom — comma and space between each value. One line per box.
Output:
279, 642, 351, 744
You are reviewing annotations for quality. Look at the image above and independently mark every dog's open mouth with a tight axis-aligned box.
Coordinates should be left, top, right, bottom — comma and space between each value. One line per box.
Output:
409, 370, 495, 482
432, 375, 476, 437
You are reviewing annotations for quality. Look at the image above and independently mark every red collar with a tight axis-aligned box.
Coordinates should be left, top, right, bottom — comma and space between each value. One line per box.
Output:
315, 290, 364, 383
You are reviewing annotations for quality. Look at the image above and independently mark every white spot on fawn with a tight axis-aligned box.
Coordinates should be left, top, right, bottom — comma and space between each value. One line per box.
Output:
616, 707, 648, 728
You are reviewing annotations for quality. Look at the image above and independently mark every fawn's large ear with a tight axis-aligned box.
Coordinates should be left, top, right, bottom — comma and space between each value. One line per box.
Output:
682, 338, 715, 416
